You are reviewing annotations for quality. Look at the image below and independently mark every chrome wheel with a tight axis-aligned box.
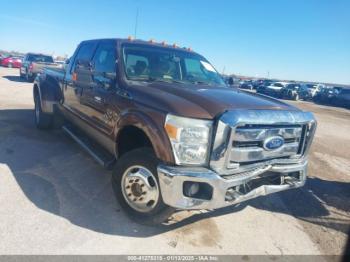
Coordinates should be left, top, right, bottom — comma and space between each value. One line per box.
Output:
121, 165, 160, 213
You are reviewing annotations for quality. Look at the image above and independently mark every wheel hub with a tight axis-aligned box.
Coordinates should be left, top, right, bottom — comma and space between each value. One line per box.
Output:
121, 166, 160, 213
130, 182, 143, 197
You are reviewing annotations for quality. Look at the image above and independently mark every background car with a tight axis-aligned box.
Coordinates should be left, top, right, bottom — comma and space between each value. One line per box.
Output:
258, 81, 288, 98
330, 88, 350, 108
301, 83, 323, 99
256, 79, 273, 93
0, 56, 22, 68
239, 80, 254, 90
313, 86, 342, 104
252, 79, 267, 89
20, 53, 58, 82
281, 83, 308, 100
0, 53, 5, 63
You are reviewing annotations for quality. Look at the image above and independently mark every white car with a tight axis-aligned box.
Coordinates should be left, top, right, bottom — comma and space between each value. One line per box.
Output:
262, 82, 290, 97
301, 83, 324, 97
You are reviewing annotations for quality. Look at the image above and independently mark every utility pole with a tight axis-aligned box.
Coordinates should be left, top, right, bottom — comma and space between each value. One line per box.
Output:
267, 70, 270, 79
134, 8, 139, 39
222, 66, 226, 75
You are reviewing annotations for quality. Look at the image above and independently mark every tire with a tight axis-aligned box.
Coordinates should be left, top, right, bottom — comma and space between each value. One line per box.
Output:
34, 92, 52, 129
112, 148, 174, 225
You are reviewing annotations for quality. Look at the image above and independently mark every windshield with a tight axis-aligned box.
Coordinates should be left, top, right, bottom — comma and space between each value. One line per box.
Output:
28, 54, 54, 63
122, 44, 225, 86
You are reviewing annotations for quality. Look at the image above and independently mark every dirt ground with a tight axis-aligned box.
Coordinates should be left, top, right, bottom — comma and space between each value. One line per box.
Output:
0, 67, 349, 256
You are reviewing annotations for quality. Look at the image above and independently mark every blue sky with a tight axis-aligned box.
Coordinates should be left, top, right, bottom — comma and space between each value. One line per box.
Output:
0, 0, 349, 84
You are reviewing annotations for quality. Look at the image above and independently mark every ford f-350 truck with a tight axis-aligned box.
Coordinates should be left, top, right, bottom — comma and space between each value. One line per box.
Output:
33, 38, 316, 224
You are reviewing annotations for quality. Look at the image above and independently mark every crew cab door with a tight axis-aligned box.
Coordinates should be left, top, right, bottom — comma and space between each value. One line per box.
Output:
80, 40, 118, 135
63, 41, 97, 116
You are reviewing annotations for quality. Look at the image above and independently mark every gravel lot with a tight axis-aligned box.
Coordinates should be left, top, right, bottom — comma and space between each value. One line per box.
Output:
0, 67, 349, 256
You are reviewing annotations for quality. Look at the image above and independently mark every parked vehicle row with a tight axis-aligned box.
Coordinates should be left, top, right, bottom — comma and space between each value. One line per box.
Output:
1, 52, 61, 83
250, 79, 349, 108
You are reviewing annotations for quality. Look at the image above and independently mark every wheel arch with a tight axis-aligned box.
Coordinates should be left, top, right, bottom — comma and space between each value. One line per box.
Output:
115, 111, 174, 164
33, 75, 62, 114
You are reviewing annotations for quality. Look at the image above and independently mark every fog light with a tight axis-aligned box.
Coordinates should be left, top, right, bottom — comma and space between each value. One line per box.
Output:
183, 181, 213, 200
225, 187, 240, 202
184, 182, 200, 197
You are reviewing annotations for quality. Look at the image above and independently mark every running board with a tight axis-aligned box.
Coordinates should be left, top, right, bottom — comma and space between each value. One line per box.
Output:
62, 125, 115, 169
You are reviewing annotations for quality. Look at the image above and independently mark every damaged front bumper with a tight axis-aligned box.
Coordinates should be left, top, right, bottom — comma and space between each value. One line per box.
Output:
157, 160, 307, 210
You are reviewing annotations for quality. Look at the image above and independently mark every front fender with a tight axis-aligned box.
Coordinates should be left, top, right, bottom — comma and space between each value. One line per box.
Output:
115, 110, 175, 164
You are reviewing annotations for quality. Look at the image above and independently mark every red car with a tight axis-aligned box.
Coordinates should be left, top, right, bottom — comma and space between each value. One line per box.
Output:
0, 56, 22, 68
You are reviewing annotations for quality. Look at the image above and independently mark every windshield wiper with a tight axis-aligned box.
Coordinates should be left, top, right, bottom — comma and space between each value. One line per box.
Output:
187, 80, 212, 85
148, 77, 185, 84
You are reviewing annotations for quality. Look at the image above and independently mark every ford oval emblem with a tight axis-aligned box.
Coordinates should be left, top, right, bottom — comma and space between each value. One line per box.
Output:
263, 136, 284, 151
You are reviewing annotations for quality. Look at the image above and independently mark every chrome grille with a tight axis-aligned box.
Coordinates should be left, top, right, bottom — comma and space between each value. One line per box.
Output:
210, 110, 317, 175
229, 125, 303, 163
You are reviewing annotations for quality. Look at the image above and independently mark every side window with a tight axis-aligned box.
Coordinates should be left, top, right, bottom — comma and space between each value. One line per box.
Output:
71, 42, 97, 73
92, 42, 116, 73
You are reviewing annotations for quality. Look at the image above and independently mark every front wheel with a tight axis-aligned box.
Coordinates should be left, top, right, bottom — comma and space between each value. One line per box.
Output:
112, 148, 174, 225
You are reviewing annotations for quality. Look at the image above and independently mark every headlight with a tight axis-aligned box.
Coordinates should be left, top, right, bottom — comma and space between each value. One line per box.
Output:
164, 114, 212, 165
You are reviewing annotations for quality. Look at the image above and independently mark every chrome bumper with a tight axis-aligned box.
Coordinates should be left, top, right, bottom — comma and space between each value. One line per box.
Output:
157, 161, 307, 210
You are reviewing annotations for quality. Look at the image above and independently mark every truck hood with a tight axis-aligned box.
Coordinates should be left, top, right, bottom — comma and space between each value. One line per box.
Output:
132, 82, 300, 119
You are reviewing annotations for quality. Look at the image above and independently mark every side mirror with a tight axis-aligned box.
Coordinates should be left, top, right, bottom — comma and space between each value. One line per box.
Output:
76, 59, 91, 68
228, 77, 234, 86
65, 58, 70, 64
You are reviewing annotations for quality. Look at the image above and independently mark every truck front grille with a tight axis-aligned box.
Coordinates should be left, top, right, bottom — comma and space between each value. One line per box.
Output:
210, 110, 317, 175
228, 125, 303, 165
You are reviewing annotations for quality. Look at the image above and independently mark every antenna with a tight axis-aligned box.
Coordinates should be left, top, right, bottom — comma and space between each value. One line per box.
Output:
134, 7, 139, 39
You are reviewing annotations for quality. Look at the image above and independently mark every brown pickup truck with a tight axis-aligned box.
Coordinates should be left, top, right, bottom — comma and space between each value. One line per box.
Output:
33, 38, 316, 224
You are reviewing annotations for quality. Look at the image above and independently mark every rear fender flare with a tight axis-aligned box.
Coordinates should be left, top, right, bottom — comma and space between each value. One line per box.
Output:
34, 75, 62, 114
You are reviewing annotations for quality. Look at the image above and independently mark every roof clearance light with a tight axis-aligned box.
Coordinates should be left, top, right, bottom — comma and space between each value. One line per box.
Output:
127, 36, 134, 41
149, 39, 155, 43
173, 43, 177, 48
161, 41, 167, 46
187, 47, 192, 51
